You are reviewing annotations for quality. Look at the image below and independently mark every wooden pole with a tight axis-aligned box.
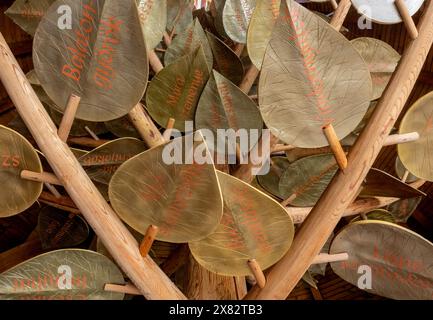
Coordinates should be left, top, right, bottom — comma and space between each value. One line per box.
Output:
239, 65, 260, 94
0, 33, 185, 300
139, 225, 159, 257
330, 0, 351, 31
330, 0, 338, 10
311, 253, 348, 265
128, 104, 166, 148
21, 170, 62, 186
395, 0, 419, 40
245, 1, 433, 300
323, 124, 348, 171
248, 259, 266, 289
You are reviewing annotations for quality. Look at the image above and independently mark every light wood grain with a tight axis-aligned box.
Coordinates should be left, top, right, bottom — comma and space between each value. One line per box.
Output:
395, 0, 419, 39
57, 94, 81, 142
0, 33, 185, 300
323, 124, 348, 171
245, 1, 433, 300
330, 0, 351, 31
139, 225, 159, 257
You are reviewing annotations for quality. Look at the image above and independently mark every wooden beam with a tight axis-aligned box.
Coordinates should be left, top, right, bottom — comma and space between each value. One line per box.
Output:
245, 1, 433, 300
0, 32, 185, 300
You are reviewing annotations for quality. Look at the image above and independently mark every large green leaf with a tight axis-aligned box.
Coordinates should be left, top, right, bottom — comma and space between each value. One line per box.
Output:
222, 0, 257, 44
0, 249, 125, 300
195, 70, 263, 156
146, 46, 210, 131
351, 37, 400, 101
259, 0, 372, 148
137, 0, 167, 50
5, 0, 55, 36
109, 134, 223, 243
37, 207, 90, 250
189, 171, 294, 276
33, 0, 149, 122
330, 221, 433, 300
247, 0, 281, 69
398, 91, 433, 182
0, 126, 43, 218
206, 31, 244, 85
105, 116, 141, 139
165, 18, 213, 68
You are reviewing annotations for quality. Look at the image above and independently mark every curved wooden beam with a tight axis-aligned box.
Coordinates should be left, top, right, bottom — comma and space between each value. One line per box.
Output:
0, 33, 186, 300
245, 0, 433, 300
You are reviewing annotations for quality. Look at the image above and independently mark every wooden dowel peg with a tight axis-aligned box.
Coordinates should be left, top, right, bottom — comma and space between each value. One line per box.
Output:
104, 283, 141, 296
311, 253, 349, 265
139, 225, 159, 257
67, 137, 108, 148
402, 170, 410, 183
84, 126, 99, 141
233, 43, 245, 57
395, 0, 419, 40
58, 94, 81, 142
163, 118, 176, 142
323, 124, 348, 171
383, 132, 419, 146
21, 170, 62, 186
281, 193, 297, 207
44, 182, 61, 199
330, 0, 338, 10
163, 31, 172, 47
247, 259, 266, 289
272, 144, 296, 153
148, 50, 164, 73
330, 0, 351, 31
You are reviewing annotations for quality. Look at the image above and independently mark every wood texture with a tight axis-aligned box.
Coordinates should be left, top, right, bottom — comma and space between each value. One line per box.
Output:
245, 0, 433, 300
330, 0, 351, 31
58, 94, 81, 142
395, 0, 419, 40
0, 32, 185, 300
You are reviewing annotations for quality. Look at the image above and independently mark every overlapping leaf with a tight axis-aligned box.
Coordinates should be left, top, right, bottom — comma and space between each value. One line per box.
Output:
165, 19, 213, 68
398, 91, 433, 182
222, 0, 257, 44
259, 0, 372, 148
330, 221, 433, 299
146, 46, 210, 131
33, 0, 149, 122
137, 0, 167, 50
195, 70, 263, 155
37, 207, 89, 250
5, 0, 55, 36
257, 156, 291, 200
167, 0, 194, 35
109, 134, 223, 243
247, 0, 281, 69
0, 250, 125, 300
351, 37, 400, 100
395, 156, 419, 183
206, 31, 244, 84
189, 171, 294, 276
0, 126, 43, 218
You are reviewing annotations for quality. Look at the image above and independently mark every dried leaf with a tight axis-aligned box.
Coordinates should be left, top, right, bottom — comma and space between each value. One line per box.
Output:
189, 171, 294, 276
222, 0, 257, 44
259, 0, 372, 148
0, 126, 43, 218
330, 221, 433, 299
137, 0, 167, 50
33, 0, 149, 122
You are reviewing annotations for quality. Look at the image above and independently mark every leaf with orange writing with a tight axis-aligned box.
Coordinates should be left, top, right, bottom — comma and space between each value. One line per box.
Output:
330, 221, 433, 299
279, 154, 338, 207
33, 0, 149, 122
0, 126, 43, 218
5, 0, 55, 36
79, 138, 147, 185
247, 0, 281, 69
37, 207, 90, 250
109, 133, 223, 243
222, 0, 257, 44
189, 171, 294, 276
351, 37, 400, 100
146, 46, 210, 131
259, 0, 372, 148
137, 0, 167, 50
195, 70, 263, 156
398, 91, 433, 182
0, 249, 125, 300
165, 18, 213, 68
206, 31, 244, 85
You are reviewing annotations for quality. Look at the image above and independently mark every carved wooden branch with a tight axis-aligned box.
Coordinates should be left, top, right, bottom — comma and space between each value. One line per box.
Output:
0, 33, 186, 300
